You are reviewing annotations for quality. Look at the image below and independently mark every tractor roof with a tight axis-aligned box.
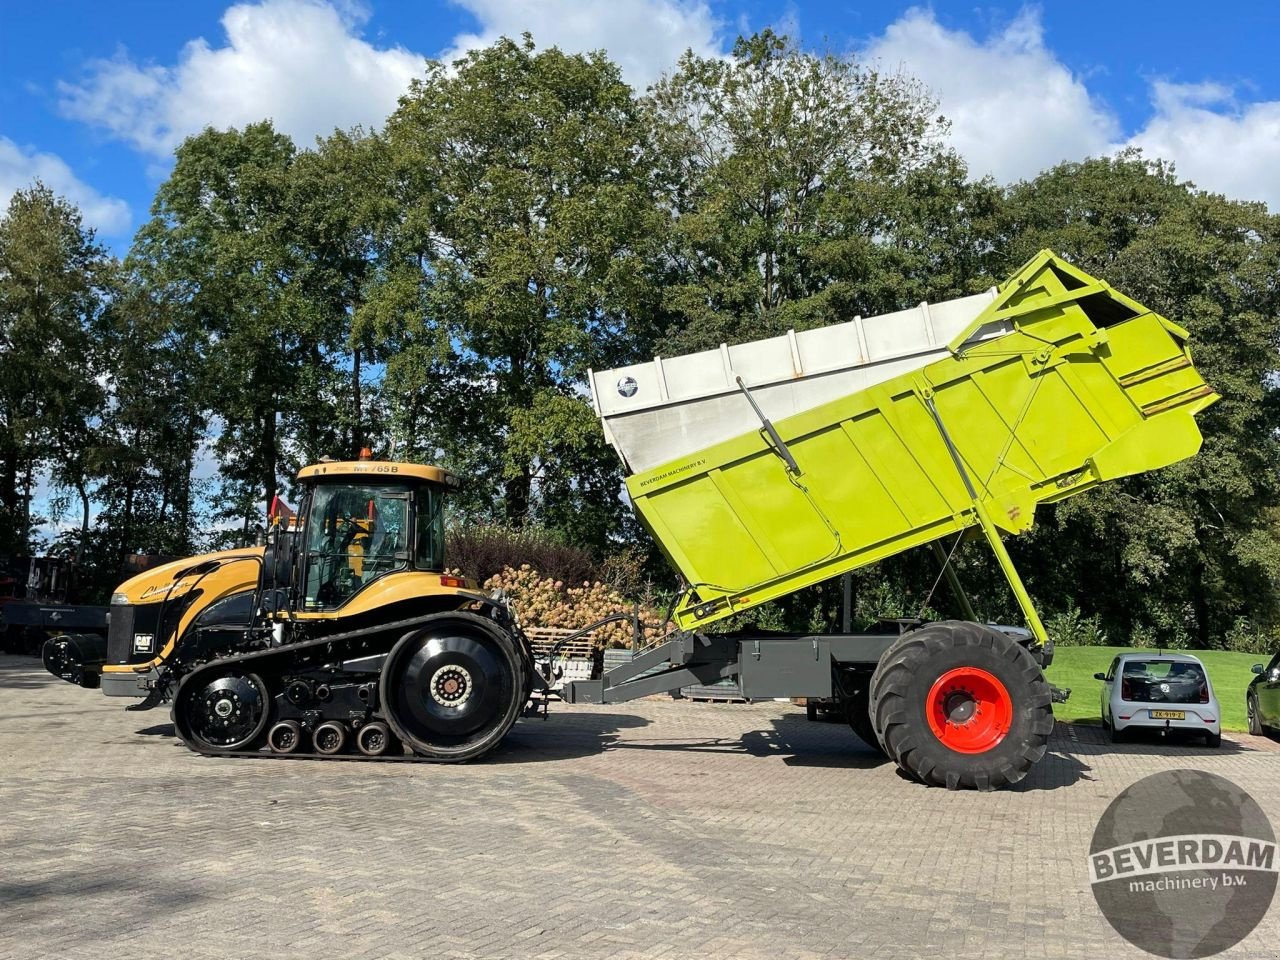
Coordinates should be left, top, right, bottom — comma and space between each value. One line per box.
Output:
297, 460, 460, 486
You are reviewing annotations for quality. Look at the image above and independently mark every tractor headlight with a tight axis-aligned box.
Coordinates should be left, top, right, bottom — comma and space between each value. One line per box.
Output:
111, 592, 131, 606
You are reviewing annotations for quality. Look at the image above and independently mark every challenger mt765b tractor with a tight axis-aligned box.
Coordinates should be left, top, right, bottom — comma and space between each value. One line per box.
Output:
44, 457, 535, 761
43, 251, 1217, 789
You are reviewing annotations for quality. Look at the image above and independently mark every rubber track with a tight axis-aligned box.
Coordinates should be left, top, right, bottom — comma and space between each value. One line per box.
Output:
173, 609, 533, 763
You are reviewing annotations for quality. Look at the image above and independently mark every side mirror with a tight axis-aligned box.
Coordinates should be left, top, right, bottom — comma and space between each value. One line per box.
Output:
1093, 672, 1107, 681
1253, 664, 1264, 674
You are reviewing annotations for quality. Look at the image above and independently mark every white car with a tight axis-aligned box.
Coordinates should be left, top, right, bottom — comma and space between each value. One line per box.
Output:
1096, 653, 1221, 746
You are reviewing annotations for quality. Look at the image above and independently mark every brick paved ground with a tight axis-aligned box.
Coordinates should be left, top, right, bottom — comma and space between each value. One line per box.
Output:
1, 653, 1278, 960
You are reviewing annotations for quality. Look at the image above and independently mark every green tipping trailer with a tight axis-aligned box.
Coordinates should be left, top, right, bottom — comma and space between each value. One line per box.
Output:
565, 250, 1217, 790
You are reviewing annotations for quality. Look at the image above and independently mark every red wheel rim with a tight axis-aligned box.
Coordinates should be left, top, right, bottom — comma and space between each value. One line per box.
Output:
927, 667, 1013, 754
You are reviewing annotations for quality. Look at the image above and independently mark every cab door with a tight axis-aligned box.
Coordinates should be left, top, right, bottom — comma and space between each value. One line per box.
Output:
301, 483, 412, 611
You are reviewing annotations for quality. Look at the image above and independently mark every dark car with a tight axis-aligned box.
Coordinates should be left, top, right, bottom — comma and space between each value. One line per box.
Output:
1247, 653, 1280, 736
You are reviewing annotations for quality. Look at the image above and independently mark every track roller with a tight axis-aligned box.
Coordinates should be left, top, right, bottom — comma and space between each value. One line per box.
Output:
267, 719, 303, 753
312, 720, 348, 755
356, 721, 394, 757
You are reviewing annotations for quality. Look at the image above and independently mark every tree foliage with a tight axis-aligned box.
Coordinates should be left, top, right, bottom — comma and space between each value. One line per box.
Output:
4, 33, 1278, 647
377, 36, 668, 542
0, 185, 113, 559
991, 153, 1280, 648
650, 30, 997, 349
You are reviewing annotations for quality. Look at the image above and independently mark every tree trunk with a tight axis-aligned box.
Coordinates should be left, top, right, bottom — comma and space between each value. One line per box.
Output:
120, 477, 136, 563
1190, 554, 1212, 649
0, 441, 18, 555
176, 413, 196, 553
20, 456, 32, 552
75, 481, 90, 565
262, 407, 278, 512
352, 345, 363, 452
504, 468, 531, 527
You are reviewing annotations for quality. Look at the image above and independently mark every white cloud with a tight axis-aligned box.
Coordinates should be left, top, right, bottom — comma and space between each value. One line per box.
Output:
1126, 81, 1280, 208
863, 8, 1119, 183
57, 0, 424, 157
442, 0, 724, 90
0, 137, 131, 235
862, 7, 1280, 208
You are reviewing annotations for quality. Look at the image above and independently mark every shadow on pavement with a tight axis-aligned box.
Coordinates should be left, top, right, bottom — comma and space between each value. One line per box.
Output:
519, 708, 892, 770
0, 869, 208, 941
135, 722, 176, 738
1056, 719, 1256, 754
491, 711, 652, 763
0, 654, 56, 689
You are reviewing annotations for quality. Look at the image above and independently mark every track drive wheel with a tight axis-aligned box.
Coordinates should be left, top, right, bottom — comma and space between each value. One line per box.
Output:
380, 613, 528, 762
174, 670, 271, 753
869, 621, 1053, 791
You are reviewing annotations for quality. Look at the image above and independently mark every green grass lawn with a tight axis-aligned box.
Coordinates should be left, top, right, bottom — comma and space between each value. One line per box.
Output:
1044, 645, 1265, 732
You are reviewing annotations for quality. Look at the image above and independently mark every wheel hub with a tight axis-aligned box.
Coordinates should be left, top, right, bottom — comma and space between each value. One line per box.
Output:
430, 665, 474, 708
927, 667, 1013, 755
943, 690, 975, 724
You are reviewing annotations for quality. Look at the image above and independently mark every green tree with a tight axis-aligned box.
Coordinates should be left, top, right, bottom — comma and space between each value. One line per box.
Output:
130, 122, 348, 531
995, 152, 1280, 648
0, 183, 113, 559
291, 128, 400, 456
379, 36, 667, 542
88, 277, 208, 562
649, 30, 995, 351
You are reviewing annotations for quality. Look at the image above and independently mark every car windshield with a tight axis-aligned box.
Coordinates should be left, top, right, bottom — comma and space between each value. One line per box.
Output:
1119, 660, 1208, 703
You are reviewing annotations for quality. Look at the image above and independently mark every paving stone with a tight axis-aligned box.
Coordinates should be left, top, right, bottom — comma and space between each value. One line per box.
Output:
0, 655, 1277, 959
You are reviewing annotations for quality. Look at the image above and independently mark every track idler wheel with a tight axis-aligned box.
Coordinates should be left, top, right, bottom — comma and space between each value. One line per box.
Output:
869, 621, 1053, 791
356, 721, 394, 757
312, 721, 348, 755
175, 670, 271, 753
380, 613, 528, 762
267, 720, 303, 754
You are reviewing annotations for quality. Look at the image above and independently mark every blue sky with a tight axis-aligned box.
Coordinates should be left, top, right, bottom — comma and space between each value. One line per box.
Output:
3, 0, 1279, 252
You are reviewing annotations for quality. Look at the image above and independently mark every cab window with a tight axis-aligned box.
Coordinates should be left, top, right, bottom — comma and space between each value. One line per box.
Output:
304, 484, 410, 610
415, 484, 445, 571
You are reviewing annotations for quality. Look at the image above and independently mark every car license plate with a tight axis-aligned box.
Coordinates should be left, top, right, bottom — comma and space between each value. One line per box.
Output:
1150, 710, 1185, 720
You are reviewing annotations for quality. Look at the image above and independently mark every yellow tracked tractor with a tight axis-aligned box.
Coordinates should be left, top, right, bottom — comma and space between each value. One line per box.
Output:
44, 454, 539, 760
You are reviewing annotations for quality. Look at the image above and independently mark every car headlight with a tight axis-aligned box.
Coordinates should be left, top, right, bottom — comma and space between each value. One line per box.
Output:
111, 592, 131, 606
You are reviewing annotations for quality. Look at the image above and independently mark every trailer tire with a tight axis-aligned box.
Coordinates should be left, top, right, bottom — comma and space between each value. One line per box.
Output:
840, 675, 885, 755
869, 621, 1053, 790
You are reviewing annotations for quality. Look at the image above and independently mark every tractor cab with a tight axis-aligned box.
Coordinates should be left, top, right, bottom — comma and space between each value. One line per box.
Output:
266, 453, 462, 615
